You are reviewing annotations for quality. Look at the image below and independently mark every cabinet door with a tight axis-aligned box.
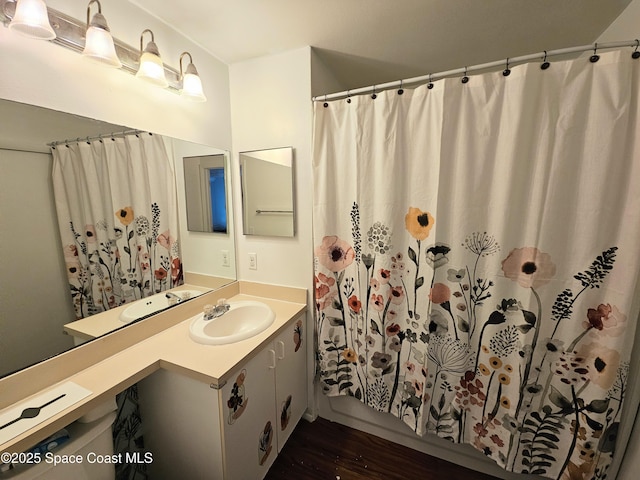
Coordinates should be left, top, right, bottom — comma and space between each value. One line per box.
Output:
221, 344, 277, 480
138, 370, 224, 480
274, 314, 307, 451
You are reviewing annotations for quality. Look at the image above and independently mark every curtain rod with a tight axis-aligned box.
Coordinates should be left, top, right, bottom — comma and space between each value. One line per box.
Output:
0, 146, 49, 155
47, 129, 152, 148
312, 40, 640, 102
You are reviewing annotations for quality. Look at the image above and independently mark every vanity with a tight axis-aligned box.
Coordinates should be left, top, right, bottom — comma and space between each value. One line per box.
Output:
0, 281, 307, 480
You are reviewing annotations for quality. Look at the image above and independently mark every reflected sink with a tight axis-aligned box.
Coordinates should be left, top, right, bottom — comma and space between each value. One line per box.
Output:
119, 290, 205, 323
189, 301, 275, 345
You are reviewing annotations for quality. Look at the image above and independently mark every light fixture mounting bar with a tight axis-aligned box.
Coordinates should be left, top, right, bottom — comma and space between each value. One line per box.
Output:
0, 0, 181, 91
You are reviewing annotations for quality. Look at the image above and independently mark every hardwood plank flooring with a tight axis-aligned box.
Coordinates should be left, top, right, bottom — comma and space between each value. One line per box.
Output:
266, 417, 501, 480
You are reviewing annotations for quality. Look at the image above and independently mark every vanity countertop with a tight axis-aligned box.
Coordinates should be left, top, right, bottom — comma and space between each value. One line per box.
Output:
0, 283, 307, 455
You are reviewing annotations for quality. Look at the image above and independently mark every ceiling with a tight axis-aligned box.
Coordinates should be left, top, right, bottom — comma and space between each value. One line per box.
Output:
129, 0, 632, 92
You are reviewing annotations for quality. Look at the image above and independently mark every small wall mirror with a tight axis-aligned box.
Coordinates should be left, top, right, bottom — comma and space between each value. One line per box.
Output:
183, 154, 228, 233
240, 147, 295, 237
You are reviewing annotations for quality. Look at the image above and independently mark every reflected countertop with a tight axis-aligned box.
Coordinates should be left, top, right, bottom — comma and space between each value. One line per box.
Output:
62, 283, 213, 342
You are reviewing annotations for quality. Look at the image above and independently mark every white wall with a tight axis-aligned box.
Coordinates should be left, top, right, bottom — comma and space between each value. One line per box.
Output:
597, 0, 640, 42
229, 48, 313, 287
0, 0, 231, 150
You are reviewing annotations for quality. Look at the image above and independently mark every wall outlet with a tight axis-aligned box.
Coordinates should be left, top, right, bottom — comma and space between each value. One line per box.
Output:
221, 250, 230, 267
248, 253, 257, 270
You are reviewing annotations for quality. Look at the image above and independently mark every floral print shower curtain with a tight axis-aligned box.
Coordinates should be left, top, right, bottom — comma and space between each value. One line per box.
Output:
52, 132, 182, 318
313, 50, 640, 479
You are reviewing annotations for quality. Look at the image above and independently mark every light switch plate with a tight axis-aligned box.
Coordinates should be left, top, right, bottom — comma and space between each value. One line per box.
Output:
248, 253, 257, 270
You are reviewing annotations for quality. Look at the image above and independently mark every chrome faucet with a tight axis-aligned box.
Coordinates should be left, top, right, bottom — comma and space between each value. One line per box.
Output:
165, 292, 183, 305
203, 299, 230, 320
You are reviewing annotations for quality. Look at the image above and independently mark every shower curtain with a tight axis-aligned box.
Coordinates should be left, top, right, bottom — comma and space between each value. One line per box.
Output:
52, 132, 182, 320
313, 49, 640, 479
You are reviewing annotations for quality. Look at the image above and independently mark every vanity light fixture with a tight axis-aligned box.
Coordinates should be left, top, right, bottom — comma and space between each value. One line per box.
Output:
136, 29, 168, 88
1, 0, 201, 97
179, 52, 207, 102
8, 0, 55, 40
81, 0, 121, 67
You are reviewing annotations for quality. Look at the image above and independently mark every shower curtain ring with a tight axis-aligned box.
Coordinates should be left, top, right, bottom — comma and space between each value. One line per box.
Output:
346, 90, 351, 103
398, 80, 404, 95
503, 58, 511, 77
461, 67, 469, 84
427, 74, 434, 89
541, 51, 550, 70
633, 40, 640, 59
590, 43, 600, 63
371, 86, 377, 99
323, 94, 328, 108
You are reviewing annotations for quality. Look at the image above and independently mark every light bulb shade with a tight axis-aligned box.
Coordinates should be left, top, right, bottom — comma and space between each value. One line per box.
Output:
181, 64, 206, 102
8, 0, 56, 40
82, 14, 121, 68
136, 41, 168, 88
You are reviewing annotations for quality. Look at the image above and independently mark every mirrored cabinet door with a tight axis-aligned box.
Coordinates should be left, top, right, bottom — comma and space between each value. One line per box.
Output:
240, 147, 295, 237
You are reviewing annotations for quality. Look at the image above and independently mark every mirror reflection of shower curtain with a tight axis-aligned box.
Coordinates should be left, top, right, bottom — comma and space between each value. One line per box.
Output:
313, 49, 640, 479
51, 132, 182, 320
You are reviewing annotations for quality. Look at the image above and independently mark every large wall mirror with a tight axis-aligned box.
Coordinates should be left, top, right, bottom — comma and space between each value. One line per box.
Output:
240, 147, 295, 237
0, 98, 236, 378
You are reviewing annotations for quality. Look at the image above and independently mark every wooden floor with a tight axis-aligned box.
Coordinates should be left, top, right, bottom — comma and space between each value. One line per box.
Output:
265, 417, 501, 480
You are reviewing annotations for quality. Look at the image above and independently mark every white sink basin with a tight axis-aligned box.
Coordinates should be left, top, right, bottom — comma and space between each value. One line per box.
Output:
189, 301, 275, 345
119, 289, 204, 323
